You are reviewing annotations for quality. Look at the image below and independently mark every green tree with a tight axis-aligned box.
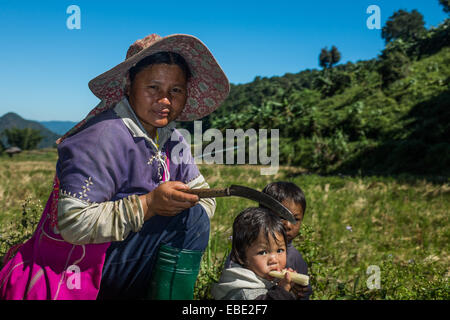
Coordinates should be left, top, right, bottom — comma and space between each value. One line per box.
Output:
381, 9, 426, 44
330, 45, 342, 67
319, 48, 331, 69
3, 128, 43, 150
439, 0, 450, 13
319, 46, 342, 69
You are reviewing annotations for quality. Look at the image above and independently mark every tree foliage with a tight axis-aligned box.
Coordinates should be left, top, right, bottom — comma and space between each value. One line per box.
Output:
381, 9, 426, 44
378, 49, 411, 86
319, 46, 342, 69
319, 48, 331, 69
439, 0, 450, 13
2, 128, 43, 150
330, 46, 341, 66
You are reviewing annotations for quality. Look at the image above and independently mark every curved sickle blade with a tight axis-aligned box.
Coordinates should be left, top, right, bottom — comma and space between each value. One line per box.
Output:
185, 185, 296, 224
228, 185, 296, 224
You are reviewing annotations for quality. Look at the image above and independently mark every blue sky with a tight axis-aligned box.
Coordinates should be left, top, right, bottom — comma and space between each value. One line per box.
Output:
0, 0, 447, 121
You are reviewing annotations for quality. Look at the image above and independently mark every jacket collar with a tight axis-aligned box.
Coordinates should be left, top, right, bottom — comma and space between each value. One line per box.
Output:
211, 262, 275, 300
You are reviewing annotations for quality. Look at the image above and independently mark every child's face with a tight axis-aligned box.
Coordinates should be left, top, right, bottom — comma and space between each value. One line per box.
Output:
282, 200, 303, 243
244, 231, 287, 280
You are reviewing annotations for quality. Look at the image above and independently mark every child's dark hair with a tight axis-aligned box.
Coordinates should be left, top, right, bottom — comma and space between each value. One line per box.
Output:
261, 181, 307, 216
128, 51, 192, 84
230, 207, 287, 266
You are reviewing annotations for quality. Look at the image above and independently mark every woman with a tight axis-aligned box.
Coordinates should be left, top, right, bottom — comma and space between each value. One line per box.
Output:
0, 33, 229, 300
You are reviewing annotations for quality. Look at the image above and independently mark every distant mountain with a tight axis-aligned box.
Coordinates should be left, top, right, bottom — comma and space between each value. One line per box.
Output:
0, 112, 60, 149
39, 121, 78, 135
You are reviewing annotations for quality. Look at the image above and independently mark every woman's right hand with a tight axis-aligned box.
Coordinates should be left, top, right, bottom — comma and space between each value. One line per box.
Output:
140, 181, 200, 220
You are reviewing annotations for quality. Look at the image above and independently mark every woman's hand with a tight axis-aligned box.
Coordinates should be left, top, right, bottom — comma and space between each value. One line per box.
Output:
140, 181, 199, 220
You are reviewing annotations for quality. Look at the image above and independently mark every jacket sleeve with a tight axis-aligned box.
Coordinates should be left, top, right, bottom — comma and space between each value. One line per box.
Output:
57, 194, 144, 245
56, 119, 144, 244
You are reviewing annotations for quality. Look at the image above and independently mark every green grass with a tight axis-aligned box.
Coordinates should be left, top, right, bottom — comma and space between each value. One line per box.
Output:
0, 151, 449, 299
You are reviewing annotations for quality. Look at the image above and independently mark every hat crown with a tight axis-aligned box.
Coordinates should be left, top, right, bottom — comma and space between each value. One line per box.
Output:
125, 34, 162, 60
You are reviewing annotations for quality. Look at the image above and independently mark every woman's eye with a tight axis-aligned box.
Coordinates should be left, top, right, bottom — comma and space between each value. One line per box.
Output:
277, 248, 285, 253
172, 87, 184, 94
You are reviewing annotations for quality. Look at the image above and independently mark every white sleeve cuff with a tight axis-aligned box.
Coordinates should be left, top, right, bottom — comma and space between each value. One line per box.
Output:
187, 174, 216, 219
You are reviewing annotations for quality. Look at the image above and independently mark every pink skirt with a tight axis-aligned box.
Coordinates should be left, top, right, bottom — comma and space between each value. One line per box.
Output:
0, 176, 110, 300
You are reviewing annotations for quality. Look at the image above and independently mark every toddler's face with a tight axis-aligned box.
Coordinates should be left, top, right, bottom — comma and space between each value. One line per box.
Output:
244, 231, 286, 281
281, 200, 303, 243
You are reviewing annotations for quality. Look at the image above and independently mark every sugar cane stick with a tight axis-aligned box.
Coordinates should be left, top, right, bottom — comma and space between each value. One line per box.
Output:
268, 270, 309, 286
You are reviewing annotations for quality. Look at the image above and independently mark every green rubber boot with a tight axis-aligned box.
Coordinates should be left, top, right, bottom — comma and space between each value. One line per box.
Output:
148, 244, 204, 300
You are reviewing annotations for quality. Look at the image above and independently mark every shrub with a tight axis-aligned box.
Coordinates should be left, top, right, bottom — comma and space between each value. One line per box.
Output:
0, 198, 42, 268
378, 50, 411, 87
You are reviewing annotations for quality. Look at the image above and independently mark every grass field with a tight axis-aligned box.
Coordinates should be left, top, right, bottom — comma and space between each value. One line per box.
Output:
0, 149, 449, 299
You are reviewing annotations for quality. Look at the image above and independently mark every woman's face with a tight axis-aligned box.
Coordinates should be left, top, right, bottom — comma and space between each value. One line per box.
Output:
244, 231, 287, 281
127, 63, 188, 138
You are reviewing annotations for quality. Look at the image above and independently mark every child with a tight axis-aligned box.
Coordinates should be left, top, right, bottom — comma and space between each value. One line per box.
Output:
212, 207, 300, 300
261, 181, 312, 299
222, 181, 312, 299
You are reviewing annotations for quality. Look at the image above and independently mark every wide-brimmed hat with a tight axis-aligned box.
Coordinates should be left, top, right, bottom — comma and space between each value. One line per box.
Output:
58, 34, 229, 143
89, 33, 229, 121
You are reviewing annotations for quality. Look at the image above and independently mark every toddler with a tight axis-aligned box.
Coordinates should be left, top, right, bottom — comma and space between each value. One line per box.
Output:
212, 207, 300, 300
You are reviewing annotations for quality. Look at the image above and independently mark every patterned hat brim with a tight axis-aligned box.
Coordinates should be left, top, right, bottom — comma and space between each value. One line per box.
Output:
88, 34, 230, 121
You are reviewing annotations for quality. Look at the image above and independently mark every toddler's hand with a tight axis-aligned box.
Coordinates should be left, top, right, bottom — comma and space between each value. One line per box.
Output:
277, 268, 296, 292
282, 268, 309, 299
